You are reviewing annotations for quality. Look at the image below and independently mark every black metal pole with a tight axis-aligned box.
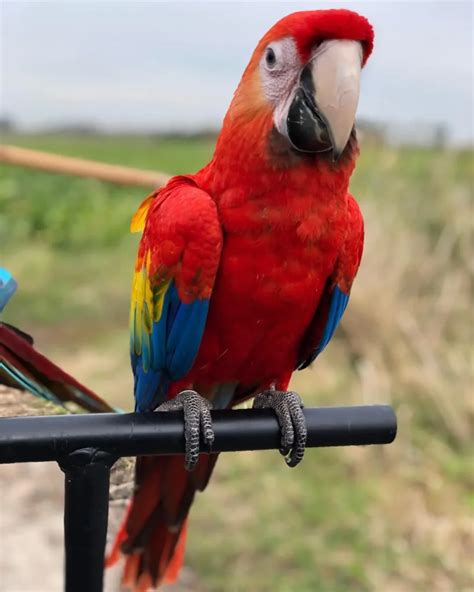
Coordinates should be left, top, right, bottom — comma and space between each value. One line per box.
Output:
58, 449, 116, 592
0, 406, 397, 464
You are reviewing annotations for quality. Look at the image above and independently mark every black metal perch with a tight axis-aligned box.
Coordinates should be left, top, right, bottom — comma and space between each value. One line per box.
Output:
0, 405, 397, 592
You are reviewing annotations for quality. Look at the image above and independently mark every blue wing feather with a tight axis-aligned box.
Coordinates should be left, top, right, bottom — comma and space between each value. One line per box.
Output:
298, 285, 349, 370
314, 285, 349, 356
0, 360, 58, 402
0, 268, 17, 313
133, 280, 209, 412
168, 299, 209, 378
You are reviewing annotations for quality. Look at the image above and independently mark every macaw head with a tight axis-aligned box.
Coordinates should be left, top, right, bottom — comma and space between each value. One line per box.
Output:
221, 9, 374, 163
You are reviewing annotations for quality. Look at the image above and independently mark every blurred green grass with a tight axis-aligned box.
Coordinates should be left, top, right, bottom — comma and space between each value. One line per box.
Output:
1, 134, 472, 591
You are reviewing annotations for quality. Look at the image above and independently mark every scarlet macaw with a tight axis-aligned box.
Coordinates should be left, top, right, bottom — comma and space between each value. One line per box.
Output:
109, 9, 374, 590
0, 268, 114, 412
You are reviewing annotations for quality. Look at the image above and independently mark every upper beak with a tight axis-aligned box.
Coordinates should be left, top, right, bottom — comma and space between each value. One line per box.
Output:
285, 39, 363, 159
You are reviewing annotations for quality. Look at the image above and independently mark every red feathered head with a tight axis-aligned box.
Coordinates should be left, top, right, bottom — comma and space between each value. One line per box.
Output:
224, 10, 374, 161
257, 9, 374, 67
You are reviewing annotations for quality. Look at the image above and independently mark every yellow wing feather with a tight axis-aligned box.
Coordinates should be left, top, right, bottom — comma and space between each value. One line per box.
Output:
130, 194, 155, 233
130, 251, 171, 359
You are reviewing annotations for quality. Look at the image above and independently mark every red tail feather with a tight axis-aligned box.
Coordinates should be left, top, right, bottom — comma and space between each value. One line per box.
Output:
0, 323, 114, 413
108, 454, 218, 590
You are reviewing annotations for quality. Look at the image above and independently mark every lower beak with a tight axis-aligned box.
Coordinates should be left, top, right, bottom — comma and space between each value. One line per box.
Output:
286, 40, 362, 159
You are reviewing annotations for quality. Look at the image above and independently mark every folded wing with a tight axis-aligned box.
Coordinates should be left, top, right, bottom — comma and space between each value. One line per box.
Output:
130, 176, 223, 411
297, 194, 364, 369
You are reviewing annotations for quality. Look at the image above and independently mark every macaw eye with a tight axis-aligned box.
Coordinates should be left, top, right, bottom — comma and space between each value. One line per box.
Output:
265, 47, 277, 69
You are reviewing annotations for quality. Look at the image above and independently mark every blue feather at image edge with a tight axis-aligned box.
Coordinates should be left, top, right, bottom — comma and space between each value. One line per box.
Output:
0, 268, 17, 313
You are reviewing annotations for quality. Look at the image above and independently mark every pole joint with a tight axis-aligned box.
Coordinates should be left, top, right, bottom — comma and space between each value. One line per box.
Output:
58, 447, 118, 474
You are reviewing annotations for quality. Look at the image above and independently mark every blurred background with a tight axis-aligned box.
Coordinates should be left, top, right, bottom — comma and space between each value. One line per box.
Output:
0, 1, 472, 591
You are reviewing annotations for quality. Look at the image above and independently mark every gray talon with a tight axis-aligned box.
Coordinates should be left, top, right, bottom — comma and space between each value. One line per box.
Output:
157, 390, 214, 471
253, 390, 307, 467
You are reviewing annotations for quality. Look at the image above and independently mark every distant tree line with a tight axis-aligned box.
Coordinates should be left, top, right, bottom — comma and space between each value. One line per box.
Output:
0, 115, 450, 148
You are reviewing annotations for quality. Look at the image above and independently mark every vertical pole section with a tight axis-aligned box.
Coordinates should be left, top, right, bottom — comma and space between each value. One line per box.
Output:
58, 448, 117, 592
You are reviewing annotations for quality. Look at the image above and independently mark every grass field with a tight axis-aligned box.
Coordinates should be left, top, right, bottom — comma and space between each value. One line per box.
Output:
1, 133, 472, 591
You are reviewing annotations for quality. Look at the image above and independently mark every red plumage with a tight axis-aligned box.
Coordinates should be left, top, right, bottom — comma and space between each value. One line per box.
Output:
258, 9, 374, 65
0, 323, 114, 413
112, 9, 373, 589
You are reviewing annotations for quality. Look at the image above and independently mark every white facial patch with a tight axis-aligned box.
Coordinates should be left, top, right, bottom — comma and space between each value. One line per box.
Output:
259, 37, 302, 106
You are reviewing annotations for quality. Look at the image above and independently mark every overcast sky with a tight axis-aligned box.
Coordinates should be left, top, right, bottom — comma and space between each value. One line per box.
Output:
1, 1, 472, 144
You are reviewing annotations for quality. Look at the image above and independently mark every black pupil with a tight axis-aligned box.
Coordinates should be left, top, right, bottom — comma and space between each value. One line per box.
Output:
266, 48, 276, 66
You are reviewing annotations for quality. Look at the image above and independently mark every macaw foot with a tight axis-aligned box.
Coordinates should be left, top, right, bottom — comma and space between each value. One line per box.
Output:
157, 390, 214, 471
253, 390, 307, 468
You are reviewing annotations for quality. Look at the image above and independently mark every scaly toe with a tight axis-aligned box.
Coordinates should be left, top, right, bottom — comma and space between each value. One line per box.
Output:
253, 389, 307, 468
285, 392, 307, 467
157, 390, 214, 472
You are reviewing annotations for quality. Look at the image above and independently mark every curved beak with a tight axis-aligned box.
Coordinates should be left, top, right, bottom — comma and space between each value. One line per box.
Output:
285, 40, 363, 159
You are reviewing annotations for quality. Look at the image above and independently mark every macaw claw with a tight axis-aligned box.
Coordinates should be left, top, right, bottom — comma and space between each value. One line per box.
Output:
157, 390, 214, 471
253, 390, 307, 467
